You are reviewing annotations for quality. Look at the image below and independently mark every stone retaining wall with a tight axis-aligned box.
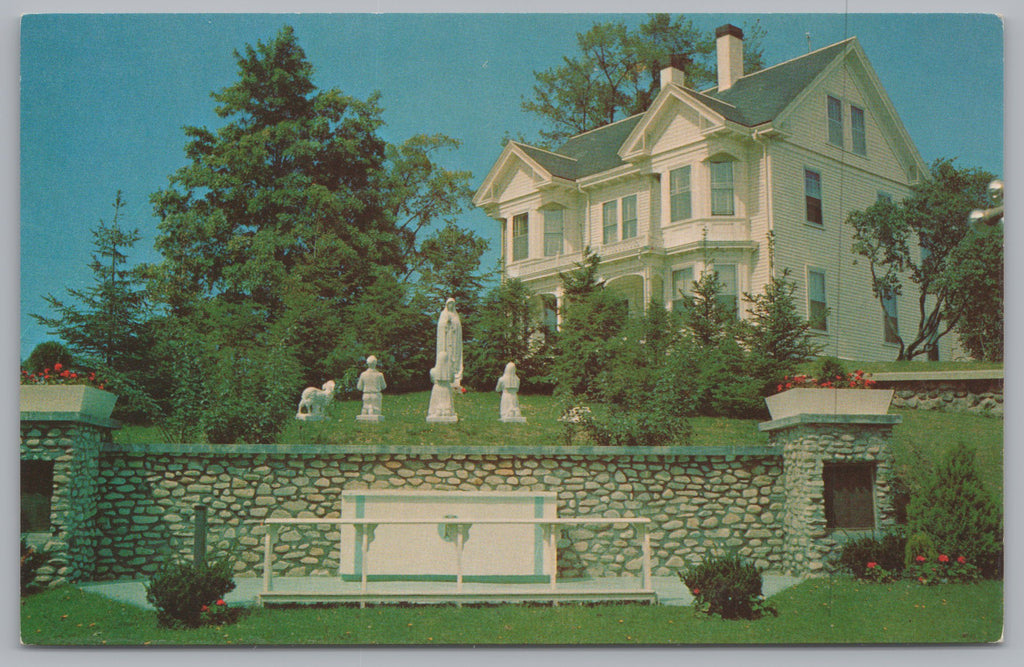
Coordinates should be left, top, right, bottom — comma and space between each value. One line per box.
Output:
874, 377, 1003, 416
91, 446, 786, 581
21, 414, 904, 586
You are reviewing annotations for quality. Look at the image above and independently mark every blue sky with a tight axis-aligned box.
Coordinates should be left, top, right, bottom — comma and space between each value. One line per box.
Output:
17, 10, 1005, 360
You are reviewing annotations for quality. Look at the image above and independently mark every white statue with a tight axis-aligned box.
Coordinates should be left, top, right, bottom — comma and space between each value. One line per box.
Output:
355, 356, 386, 423
426, 351, 458, 423
435, 297, 463, 389
495, 362, 526, 423
296, 380, 336, 421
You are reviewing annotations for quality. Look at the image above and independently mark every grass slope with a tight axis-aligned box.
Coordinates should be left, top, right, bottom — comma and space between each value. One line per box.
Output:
21, 579, 1002, 645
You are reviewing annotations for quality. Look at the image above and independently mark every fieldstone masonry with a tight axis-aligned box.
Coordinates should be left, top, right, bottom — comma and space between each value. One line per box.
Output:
22, 411, 907, 586
20, 416, 113, 585
762, 414, 902, 575
873, 372, 1003, 416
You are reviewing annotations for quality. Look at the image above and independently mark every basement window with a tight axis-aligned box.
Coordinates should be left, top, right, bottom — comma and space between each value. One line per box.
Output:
823, 463, 876, 531
21, 460, 55, 533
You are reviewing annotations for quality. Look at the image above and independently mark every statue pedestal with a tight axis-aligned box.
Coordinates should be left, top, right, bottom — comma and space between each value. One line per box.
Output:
426, 414, 458, 423
356, 414, 384, 423
296, 413, 327, 422
500, 416, 527, 424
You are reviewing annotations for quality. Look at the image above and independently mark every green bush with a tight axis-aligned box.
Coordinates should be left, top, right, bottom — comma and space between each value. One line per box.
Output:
145, 555, 237, 628
570, 404, 691, 447
907, 443, 1003, 578
681, 554, 776, 620
836, 533, 906, 579
816, 356, 848, 385
904, 532, 938, 570
21, 539, 50, 595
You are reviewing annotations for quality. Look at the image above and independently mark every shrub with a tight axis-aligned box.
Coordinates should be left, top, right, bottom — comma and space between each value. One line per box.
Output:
568, 403, 691, 447
904, 532, 937, 570
681, 554, 776, 620
907, 553, 982, 585
907, 443, 1003, 577
145, 555, 236, 628
836, 532, 906, 579
816, 356, 848, 385
20, 539, 50, 595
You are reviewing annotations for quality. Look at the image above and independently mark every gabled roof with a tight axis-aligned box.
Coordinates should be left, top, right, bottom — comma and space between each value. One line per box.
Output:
699, 39, 853, 126
552, 115, 644, 179
476, 35, 915, 195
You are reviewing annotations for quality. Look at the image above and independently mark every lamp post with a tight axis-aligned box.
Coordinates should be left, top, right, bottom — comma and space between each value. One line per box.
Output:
969, 179, 1004, 226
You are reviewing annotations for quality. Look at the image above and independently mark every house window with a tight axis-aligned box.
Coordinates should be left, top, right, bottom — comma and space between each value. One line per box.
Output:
883, 294, 900, 344
714, 264, 738, 318
808, 269, 828, 331
805, 169, 823, 225
824, 463, 876, 531
621, 195, 638, 239
827, 96, 844, 147
602, 200, 618, 244
710, 161, 735, 216
540, 293, 558, 332
543, 209, 564, 257
669, 166, 692, 221
21, 460, 54, 533
671, 266, 694, 314
512, 213, 529, 261
851, 105, 867, 155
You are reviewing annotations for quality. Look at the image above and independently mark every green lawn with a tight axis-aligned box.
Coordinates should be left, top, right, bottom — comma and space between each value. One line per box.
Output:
21, 578, 1002, 645
114, 390, 769, 448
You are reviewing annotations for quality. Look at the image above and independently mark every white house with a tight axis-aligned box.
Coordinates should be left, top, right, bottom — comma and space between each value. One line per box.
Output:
474, 25, 951, 362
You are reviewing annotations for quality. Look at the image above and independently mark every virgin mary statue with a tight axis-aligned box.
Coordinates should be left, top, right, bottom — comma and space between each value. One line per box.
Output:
435, 297, 463, 388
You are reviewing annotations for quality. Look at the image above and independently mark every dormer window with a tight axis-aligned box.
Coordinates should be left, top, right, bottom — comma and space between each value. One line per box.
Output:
827, 96, 844, 147
710, 160, 735, 216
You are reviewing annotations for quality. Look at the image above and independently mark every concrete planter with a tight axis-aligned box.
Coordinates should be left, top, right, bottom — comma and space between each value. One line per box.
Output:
20, 385, 118, 418
765, 387, 894, 420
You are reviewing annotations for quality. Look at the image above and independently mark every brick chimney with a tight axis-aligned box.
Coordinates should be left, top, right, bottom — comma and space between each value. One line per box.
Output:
659, 53, 688, 89
716, 24, 744, 91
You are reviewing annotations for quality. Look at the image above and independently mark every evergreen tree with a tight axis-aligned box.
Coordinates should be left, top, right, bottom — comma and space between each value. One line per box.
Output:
33, 191, 148, 372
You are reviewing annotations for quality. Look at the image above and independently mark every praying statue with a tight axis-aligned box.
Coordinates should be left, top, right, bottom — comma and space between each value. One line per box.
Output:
435, 297, 463, 390
426, 351, 458, 423
355, 355, 386, 422
495, 362, 526, 423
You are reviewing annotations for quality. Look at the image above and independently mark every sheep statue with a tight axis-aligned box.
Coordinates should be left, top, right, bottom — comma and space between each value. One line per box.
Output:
295, 380, 336, 421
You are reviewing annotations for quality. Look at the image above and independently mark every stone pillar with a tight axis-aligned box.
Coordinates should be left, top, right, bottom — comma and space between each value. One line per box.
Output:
759, 414, 901, 576
20, 413, 119, 585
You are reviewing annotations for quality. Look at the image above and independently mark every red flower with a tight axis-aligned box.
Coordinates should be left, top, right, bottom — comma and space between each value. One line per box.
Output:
849, 381, 856, 387
776, 384, 783, 392
200, 605, 209, 612
461, 387, 467, 394
938, 554, 950, 563
54, 363, 63, 371
692, 588, 700, 595
915, 555, 926, 563
866, 562, 877, 569
785, 383, 792, 389
216, 599, 226, 606
918, 577, 926, 583
957, 556, 967, 564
